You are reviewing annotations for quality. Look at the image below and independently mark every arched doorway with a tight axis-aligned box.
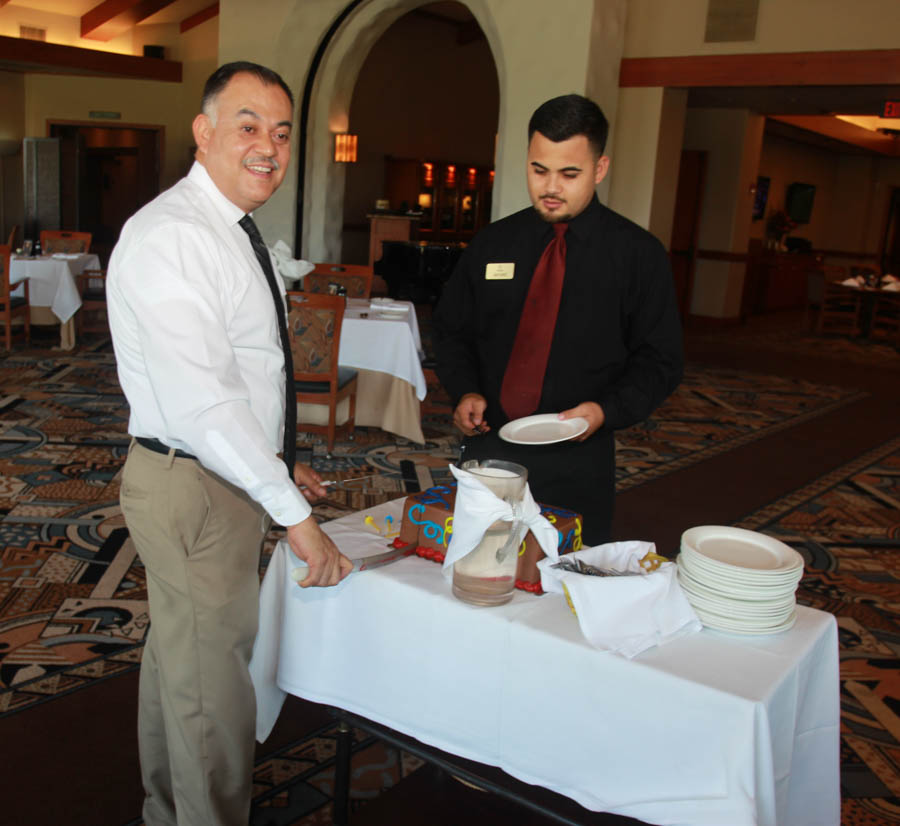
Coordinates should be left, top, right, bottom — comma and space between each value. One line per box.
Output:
290, 0, 503, 263
340, 3, 499, 264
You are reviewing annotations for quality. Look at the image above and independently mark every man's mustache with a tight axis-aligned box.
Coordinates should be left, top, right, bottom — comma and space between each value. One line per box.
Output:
244, 156, 281, 171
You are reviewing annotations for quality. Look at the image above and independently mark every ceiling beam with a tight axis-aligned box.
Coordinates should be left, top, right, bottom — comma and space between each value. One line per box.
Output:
0, 34, 181, 82
181, 2, 219, 34
81, 0, 178, 42
619, 49, 900, 88
769, 115, 900, 157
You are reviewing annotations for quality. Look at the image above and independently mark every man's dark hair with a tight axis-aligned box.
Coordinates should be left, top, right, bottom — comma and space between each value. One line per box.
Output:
201, 61, 294, 115
528, 94, 609, 156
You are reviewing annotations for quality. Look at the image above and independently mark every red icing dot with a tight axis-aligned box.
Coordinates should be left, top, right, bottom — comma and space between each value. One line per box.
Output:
392, 538, 410, 549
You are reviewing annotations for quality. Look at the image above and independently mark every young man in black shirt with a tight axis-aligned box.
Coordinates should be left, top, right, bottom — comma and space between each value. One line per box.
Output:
433, 94, 683, 545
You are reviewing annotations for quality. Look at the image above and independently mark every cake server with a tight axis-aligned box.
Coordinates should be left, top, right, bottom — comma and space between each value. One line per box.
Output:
290, 544, 417, 582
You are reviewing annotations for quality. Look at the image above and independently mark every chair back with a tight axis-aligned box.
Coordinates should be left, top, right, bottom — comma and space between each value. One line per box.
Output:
0, 244, 10, 299
305, 264, 373, 299
6, 225, 18, 249
817, 281, 862, 336
40, 230, 92, 254
287, 292, 347, 382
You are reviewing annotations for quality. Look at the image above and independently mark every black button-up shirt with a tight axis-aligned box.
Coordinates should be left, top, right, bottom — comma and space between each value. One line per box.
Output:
434, 195, 684, 434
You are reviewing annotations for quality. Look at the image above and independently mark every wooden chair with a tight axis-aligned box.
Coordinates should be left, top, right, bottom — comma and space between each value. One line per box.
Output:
287, 292, 358, 454
870, 292, 900, 344
76, 268, 108, 337
6, 225, 18, 249
40, 230, 92, 254
0, 244, 30, 350
305, 263, 374, 299
815, 282, 862, 336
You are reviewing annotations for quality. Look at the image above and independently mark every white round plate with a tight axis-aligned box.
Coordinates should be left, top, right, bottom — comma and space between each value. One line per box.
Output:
681, 526, 804, 574
678, 549, 802, 589
499, 414, 588, 445
695, 608, 798, 636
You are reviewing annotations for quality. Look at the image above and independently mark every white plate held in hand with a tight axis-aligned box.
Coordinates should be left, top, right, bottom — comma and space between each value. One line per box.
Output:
499, 413, 588, 445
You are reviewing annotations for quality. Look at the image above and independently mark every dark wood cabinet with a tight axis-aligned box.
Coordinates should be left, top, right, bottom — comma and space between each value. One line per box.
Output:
743, 241, 823, 316
385, 157, 493, 242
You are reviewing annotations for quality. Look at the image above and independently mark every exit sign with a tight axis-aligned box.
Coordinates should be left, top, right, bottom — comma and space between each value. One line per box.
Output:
884, 101, 900, 117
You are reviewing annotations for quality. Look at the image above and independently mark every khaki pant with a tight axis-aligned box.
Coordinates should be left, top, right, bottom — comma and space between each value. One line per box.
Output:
120, 440, 269, 826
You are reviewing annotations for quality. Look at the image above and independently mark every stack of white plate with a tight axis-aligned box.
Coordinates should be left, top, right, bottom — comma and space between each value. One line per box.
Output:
676, 526, 804, 635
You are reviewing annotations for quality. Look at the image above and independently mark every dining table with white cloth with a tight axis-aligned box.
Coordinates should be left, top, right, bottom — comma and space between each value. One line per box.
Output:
10, 253, 98, 350
299, 297, 427, 443
250, 499, 840, 826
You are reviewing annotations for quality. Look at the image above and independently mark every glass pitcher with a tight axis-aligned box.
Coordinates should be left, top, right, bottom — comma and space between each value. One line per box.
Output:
452, 459, 528, 606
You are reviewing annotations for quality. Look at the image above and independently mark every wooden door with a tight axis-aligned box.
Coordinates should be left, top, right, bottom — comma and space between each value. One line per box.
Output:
669, 150, 707, 320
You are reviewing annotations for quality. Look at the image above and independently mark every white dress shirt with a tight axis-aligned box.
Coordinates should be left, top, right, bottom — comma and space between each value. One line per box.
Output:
107, 162, 310, 527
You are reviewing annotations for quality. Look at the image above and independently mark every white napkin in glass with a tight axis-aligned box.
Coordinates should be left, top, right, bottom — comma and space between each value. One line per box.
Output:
442, 464, 559, 570
269, 240, 314, 286
538, 543, 701, 658
369, 297, 409, 313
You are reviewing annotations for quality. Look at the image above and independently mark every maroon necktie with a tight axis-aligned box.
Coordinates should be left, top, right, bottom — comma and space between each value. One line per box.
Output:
500, 222, 568, 420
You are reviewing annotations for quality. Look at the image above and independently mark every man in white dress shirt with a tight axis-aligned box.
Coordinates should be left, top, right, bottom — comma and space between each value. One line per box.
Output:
107, 62, 352, 825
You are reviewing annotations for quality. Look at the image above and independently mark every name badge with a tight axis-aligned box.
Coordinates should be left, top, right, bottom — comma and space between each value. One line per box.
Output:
485, 262, 515, 280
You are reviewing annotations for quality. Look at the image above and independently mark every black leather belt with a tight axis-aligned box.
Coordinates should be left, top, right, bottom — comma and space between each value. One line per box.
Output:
135, 437, 197, 460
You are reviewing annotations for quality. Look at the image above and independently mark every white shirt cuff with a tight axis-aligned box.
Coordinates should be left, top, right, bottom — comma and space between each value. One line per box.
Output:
260, 485, 312, 527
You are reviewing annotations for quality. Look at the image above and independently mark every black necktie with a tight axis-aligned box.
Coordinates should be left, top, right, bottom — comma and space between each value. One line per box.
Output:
238, 214, 296, 474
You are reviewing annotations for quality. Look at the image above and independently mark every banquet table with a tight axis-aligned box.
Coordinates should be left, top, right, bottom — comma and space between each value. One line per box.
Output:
10, 253, 98, 349
299, 298, 427, 443
250, 499, 841, 826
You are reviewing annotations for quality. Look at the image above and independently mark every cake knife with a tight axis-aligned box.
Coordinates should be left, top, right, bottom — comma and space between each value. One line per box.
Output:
290, 544, 417, 582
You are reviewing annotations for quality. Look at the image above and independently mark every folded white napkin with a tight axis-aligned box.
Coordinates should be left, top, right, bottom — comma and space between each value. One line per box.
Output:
442, 464, 559, 570
883, 281, 900, 292
883, 274, 898, 283
52, 253, 80, 260
841, 276, 864, 287
538, 543, 701, 658
369, 297, 409, 313
269, 240, 314, 286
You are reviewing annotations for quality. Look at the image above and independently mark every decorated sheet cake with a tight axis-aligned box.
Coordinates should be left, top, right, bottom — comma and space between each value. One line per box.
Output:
397, 482, 582, 593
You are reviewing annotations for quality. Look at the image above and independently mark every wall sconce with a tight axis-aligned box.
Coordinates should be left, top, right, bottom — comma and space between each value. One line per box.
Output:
334, 133, 358, 163
422, 162, 434, 187
418, 192, 433, 209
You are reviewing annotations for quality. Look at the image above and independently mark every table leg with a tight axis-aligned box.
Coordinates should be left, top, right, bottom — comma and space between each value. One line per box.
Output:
334, 715, 353, 825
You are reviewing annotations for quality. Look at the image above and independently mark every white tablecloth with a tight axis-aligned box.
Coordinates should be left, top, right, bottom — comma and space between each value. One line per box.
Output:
250, 500, 840, 826
10, 253, 98, 323
340, 299, 426, 400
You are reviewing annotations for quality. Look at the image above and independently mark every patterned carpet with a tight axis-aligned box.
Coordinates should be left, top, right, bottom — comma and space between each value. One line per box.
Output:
738, 436, 900, 826
0, 340, 890, 824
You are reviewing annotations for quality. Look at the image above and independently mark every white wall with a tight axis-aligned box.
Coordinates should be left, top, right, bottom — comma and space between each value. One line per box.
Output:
683, 108, 764, 318
623, 0, 900, 56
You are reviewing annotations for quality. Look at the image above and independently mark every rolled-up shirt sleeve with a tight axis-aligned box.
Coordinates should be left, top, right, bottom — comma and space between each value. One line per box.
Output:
109, 220, 310, 527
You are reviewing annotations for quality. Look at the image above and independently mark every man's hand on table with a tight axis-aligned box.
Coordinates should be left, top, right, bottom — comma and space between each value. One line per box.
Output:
453, 393, 490, 436
287, 517, 353, 587
559, 401, 605, 441
293, 462, 328, 501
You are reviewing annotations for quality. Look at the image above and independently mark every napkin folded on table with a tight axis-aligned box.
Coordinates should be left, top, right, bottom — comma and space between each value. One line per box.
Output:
442, 464, 559, 571
882, 274, 898, 283
270, 240, 314, 288
52, 253, 81, 260
883, 280, 900, 292
369, 297, 409, 314
538, 543, 701, 658
841, 276, 865, 287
